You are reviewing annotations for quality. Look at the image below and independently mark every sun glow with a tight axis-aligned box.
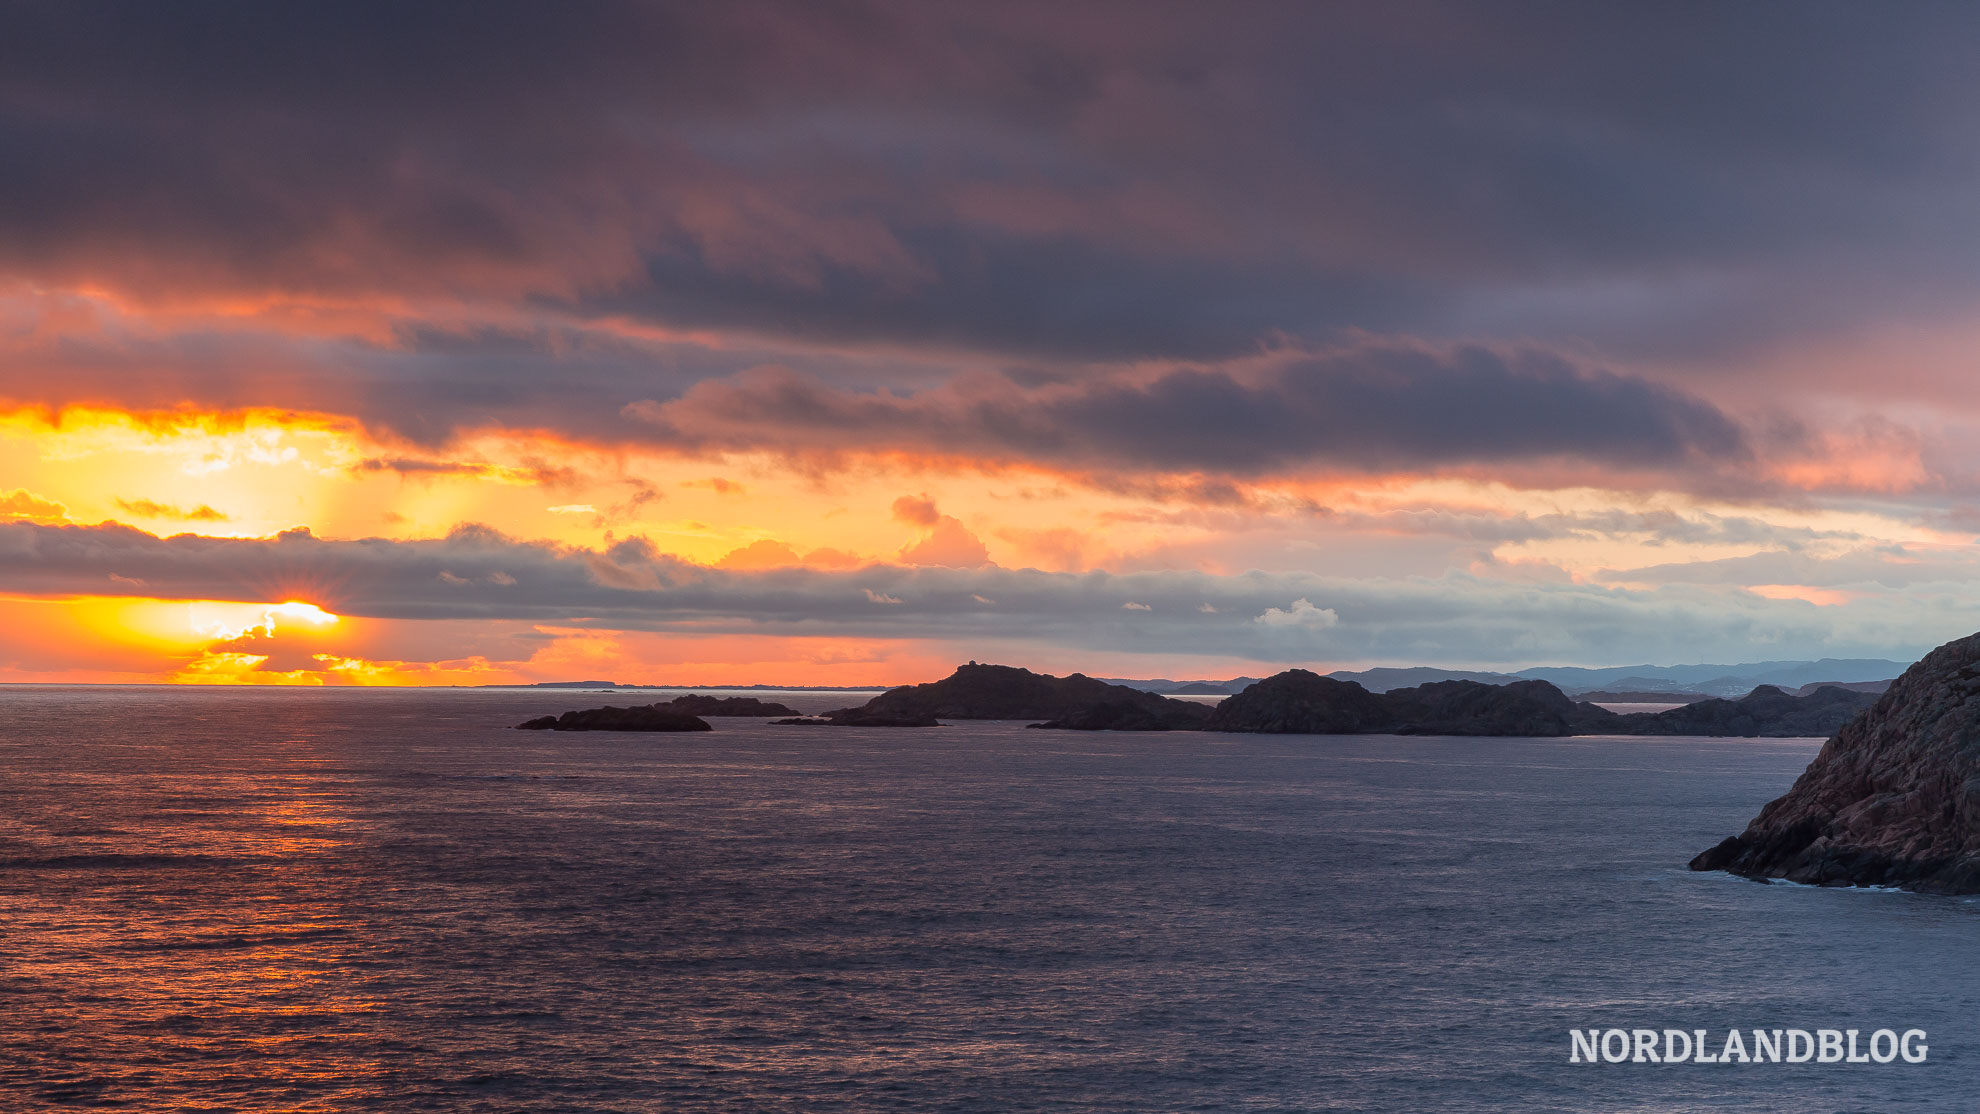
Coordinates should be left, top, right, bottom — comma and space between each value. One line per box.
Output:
189, 600, 340, 641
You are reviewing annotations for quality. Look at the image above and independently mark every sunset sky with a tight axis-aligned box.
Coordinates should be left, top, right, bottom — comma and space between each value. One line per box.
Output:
8, 3, 1980, 685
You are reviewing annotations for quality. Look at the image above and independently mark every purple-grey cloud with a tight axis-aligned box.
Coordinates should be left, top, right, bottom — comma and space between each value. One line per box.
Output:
2, 1, 1979, 368
630, 344, 1749, 478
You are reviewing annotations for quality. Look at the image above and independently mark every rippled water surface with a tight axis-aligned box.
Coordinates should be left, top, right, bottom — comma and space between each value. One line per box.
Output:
0, 685, 1971, 1111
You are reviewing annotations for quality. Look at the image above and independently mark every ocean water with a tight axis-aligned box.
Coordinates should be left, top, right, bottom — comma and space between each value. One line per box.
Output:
0, 685, 1969, 1112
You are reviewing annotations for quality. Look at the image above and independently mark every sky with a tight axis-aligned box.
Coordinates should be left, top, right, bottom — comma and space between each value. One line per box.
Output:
6, 1, 1980, 685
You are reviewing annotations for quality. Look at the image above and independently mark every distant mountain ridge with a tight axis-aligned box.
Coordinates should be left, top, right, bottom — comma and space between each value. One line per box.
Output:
1324, 667, 1524, 692
512, 660, 1909, 701
1101, 659, 1908, 699
1510, 658, 1909, 696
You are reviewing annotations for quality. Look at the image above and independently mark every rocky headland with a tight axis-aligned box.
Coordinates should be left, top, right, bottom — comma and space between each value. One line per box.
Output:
516, 705, 713, 732
1690, 632, 1980, 891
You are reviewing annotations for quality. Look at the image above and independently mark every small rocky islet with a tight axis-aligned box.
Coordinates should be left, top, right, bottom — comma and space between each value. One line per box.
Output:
516, 694, 799, 732
516, 706, 713, 732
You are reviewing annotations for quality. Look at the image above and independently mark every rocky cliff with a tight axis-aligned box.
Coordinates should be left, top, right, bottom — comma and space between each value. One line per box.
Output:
1689, 632, 1980, 891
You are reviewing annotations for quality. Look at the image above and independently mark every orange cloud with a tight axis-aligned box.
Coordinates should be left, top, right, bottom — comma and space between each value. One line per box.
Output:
0, 488, 67, 522
892, 494, 989, 567
115, 498, 228, 522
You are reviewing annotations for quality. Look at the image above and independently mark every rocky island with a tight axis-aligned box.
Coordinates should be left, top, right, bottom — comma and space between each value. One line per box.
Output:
1608, 684, 1877, 738
516, 693, 798, 731
1690, 632, 1980, 892
650, 695, 800, 717
516, 704, 712, 732
1202, 671, 1618, 735
513, 663, 1885, 739
783, 663, 1211, 729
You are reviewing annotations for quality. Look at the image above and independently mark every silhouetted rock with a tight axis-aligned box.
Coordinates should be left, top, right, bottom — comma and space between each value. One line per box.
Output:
655, 694, 800, 717
1390, 678, 1618, 735
1205, 670, 1398, 733
1688, 632, 1980, 891
835, 663, 1208, 727
1610, 685, 1879, 737
515, 704, 712, 732
1788, 679, 1893, 697
1203, 672, 1614, 735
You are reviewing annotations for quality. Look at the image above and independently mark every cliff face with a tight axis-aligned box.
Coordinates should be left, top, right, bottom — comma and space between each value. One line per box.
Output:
1203, 671, 1612, 736
1610, 684, 1879, 738
1689, 632, 1980, 892
839, 663, 1211, 727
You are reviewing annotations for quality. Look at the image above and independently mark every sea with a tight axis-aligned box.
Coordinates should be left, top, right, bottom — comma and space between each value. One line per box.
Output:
0, 684, 1967, 1112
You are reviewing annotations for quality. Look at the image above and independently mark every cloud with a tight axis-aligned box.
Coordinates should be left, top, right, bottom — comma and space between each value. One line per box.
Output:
0, 489, 68, 523
1253, 598, 1339, 629
0, 1, 1957, 364
357, 457, 580, 486
0, 3, 1974, 455
893, 495, 990, 567
0, 519, 1965, 666
718, 539, 805, 570
1121, 601, 1151, 611
899, 517, 990, 568
114, 498, 228, 522
717, 538, 869, 571
891, 495, 941, 528
631, 344, 1751, 483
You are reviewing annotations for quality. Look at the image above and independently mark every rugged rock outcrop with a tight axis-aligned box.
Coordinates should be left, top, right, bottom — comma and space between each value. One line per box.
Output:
1203, 671, 1615, 735
516, 705, 713, 732
1611, 684, 1879, 738
1689, 632, 1980, 891
654, 694, 800, 717
832, 663, 1210, 727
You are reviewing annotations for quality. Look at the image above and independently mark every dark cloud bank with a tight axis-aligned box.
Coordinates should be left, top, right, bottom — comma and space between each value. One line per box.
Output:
1, 1, 1977, 479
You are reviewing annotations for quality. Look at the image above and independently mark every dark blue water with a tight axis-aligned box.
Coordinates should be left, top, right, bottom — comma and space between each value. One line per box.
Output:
0, 686, 1967, 1111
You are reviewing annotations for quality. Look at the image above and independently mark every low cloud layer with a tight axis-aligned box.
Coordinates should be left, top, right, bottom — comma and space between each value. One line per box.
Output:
1, 520, 1965, 666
